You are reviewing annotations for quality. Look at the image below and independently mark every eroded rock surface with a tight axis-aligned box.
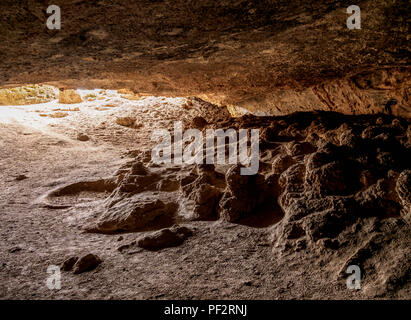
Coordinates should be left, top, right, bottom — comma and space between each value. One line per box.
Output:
56, 109, 410, 297
0, 1, 409, 116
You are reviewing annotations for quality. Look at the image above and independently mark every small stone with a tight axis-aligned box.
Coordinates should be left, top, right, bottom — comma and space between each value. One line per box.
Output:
73, 254, 102, 274
61, 256, 79, 271
242, 280, 253, 286
15, 175, 27, 181
77, 133, 89, 141
116, 117, 136, 127
8, 246, 22, 253
117, 241, 136, 253
117, 236, 124, 241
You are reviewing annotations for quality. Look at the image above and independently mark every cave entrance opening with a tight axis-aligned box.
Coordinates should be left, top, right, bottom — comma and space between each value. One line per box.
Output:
0, 85, 191, 128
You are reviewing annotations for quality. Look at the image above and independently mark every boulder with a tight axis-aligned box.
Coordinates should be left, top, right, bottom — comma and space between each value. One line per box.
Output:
137, 226, 193, 251
73, 254, 102, 274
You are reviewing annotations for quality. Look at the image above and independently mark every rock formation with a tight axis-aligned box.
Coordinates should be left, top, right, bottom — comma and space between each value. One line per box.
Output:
0, 0, 409, 300
45, 108, 410, 297
0, 0, 409, 116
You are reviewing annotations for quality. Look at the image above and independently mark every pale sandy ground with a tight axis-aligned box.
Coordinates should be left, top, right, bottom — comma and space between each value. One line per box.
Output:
0, 90, 361, 299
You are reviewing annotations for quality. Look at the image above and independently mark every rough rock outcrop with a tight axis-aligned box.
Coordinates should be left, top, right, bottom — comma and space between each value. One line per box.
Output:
179, 164, 225, 220
41, 103, 409, 296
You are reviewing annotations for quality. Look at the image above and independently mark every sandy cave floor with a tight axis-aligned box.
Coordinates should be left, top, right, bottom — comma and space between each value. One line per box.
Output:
0, 91, 381, 299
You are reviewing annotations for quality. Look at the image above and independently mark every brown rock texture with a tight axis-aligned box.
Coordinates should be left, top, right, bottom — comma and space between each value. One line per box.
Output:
72, 253, 102, 274
396, 170, 411, 223
136, 226, 193, 251
0, 0, 409, 116
50, 108, 408, 297
0, 0, 410, 301
61, 256, 79, 272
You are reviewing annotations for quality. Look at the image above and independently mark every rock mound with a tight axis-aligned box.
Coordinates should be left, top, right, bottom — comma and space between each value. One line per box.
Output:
59, 89, 82, 104
64, 254, 103, 274
137, 226, 193, 251
59, 111, 409, 297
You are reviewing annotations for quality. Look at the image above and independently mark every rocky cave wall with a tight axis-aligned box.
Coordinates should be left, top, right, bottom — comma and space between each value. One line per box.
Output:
0, 0, 409, 117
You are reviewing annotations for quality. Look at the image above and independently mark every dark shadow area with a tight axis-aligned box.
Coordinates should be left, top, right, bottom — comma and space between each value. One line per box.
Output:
235, 201, 284, 228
